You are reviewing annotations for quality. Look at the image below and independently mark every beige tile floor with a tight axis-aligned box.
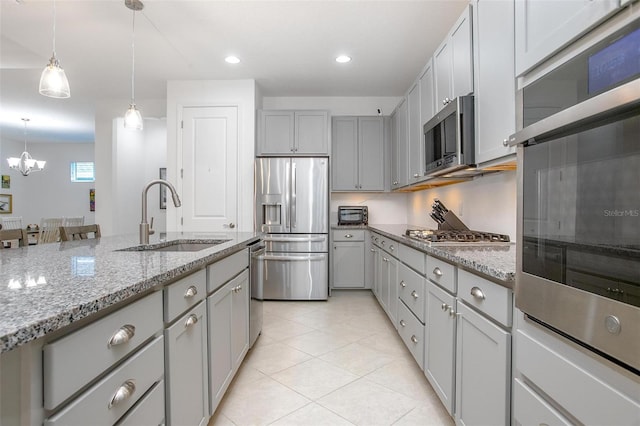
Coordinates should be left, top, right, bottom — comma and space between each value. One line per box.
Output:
210, 290, 453, 426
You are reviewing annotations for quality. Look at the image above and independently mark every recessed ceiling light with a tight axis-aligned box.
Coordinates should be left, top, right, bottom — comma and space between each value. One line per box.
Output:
225, 56, 240, 64
335, 55, 351, 63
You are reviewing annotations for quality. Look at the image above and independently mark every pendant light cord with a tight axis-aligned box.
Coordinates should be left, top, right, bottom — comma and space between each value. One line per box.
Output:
52, 0, 57, 56
23, 119, 28, 152
131, 9, 136, 105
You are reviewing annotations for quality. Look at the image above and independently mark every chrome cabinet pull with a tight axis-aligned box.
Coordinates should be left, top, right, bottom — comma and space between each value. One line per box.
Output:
382, 257, 389, 262
400, 281, 406, 288
184, 286, 198, 298
449, 307, 457, 317
108, 379, 136, 409
470, 286, 486, 300
400, 320, 406, 327
411, 335, 419, 343
411, 290, 419, 299
108, 324, 135, 348
389, 245, 395, 251
441, 303, 450, 311
345, 234, 353, 238
413, 173, 420, 178
433, 267, 443, 277
370, 248, 376, 252
185, 314, 198, 327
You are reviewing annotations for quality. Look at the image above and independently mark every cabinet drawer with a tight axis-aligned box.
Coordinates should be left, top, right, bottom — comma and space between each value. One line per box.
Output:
397, 301, 425, 369
332, 229, 365, 241
118, 380, 165, 426
458, 269, 512, 327
398, 263, 426, 323
516, 330, 640, 425
164, 268, 206, 322
44, 336, 164, 426
43, 291, 162, 410
207, 249, 248, 293
426, 256, 456, 293
513, 378, 571, 426
399, 244, 426, 274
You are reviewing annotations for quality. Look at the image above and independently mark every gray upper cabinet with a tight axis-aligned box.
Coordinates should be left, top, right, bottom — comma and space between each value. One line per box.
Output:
407, 83, 424, 184
332, 116, 385, 191
434, 5, 474, 112
419, 59, 435, 128
257, 110, 329, 155
473, 0, 517, 164
391, 99, 409, 189
514, 0, 619, 76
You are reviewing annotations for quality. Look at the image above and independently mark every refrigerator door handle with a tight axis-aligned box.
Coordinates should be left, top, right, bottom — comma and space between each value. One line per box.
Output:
285, 161, 291, 230
262, 254, 326, 262
291, 162, 297, 229
263, 236, 326, 243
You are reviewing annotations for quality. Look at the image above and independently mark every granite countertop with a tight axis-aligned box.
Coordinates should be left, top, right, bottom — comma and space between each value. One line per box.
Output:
0, 231, 260, 354
334, 223, 516, 285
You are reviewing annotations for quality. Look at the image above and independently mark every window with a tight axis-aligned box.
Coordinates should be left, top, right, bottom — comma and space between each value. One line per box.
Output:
70, 162, 95, 182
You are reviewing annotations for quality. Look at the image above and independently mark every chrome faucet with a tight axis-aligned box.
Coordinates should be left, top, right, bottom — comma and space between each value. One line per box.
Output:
140, 179, 181, 244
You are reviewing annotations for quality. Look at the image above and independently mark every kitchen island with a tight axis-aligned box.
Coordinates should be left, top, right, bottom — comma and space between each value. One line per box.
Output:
0, 231, 260, 426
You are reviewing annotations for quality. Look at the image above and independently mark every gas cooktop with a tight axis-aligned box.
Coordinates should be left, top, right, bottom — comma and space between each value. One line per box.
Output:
405, 229, 511, 245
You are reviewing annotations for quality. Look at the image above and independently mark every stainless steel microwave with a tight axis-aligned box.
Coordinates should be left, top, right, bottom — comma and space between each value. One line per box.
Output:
423, 95, 475, 177
337, 206, 368, 226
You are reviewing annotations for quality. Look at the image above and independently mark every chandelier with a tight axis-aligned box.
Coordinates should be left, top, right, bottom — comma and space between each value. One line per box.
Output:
6, 118, 46, 176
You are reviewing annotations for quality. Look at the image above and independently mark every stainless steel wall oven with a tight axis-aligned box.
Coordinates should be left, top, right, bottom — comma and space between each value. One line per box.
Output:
510, 17, 640, 374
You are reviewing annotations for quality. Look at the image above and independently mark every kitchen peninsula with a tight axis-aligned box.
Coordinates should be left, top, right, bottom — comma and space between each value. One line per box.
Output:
0, 231, 260, 425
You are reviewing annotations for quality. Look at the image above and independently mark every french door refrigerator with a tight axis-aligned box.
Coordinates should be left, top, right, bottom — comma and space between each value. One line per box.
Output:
255, 157, 329, 300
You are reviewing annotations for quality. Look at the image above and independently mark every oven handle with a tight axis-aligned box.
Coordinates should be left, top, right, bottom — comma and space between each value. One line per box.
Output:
263, 236, 326, 243
508, 79, 640, 147
262, 254, 326, 262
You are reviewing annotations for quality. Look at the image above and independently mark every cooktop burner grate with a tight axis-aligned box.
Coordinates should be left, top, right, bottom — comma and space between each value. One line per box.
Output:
405, 229, 511, 244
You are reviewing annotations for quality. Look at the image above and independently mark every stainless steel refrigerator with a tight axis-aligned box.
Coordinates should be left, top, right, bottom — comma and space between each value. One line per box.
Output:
255, 157, 329, 300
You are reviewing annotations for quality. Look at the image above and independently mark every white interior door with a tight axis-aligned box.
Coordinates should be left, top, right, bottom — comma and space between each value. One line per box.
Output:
181, 106, 238, 232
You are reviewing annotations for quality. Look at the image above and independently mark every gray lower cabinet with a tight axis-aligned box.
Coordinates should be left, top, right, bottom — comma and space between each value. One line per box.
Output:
425, 281, 456, 416
455, 300, 510, 426
207, 269, 249, 415
332, 230, 365, 289
165, 301, 209, 426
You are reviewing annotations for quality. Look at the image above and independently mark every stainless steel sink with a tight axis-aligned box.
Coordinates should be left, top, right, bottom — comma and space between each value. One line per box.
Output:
118, 239, 231, 252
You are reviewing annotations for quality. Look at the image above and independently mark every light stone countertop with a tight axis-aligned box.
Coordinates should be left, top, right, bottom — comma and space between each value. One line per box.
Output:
333, 223, 516, 286
0, 231, 260, 354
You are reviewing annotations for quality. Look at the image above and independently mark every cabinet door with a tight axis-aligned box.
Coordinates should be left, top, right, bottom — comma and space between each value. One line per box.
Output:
258, 110, 294, 155
332, 117, 359, 191
387, 256, 398, 326
207, 280, 233, 414
515, 0, 619, 76
455, 301, 510, 426
165, 301, 209, 426
434, 40, 452, 112
371, 244, 381, 298
450, 5, 473, 98
358, 117, 385, 191
425, 282, 456, 416
231, 271, 249, 368
473, 0, 516, 164
419, 60, 435, 127
390, 110, 400, 189
295, 111, 329, 155
407, 83, 423, 183
395, 99, 410, 187
333, 242, 365, 288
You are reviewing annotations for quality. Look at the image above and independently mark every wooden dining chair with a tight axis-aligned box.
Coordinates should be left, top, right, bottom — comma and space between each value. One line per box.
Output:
39, 217, 64, 244
62, 216, 85, 227
0, 228, 28, 248
59, 224, 101, 241
1, 216, 23, 230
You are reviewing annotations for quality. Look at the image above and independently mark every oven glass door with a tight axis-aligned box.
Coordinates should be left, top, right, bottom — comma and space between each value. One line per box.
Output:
522, 112, 640, 307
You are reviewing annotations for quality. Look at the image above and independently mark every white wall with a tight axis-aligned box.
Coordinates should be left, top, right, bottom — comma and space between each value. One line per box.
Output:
407, 171, 517, 239
0, 140, 95, 227
166, 80, 256, 232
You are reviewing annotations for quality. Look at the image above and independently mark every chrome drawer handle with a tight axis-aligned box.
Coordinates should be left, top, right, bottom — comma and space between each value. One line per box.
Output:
400, 319, 406, 327
184, 286, 198, 298
411, 335, 418, 343
370, 248, 376, 252
433, 267, 443, 277
345, 234, 353, 238
108, 325, 135, 348
470, 286, 486, 300
383, 257, 389, 262
108, 379, 136, 409
411, 290, 419, 299
400, 280, 406, 288
185, 314, 198, 328
390, 245, 395, 251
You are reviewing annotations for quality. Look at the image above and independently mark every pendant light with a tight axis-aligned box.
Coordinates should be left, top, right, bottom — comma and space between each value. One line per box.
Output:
39, 0, 70, 99
124, 0, 144, 130
7, 118, 46, 176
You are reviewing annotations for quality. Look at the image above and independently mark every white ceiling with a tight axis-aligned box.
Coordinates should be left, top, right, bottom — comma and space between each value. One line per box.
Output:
0, 0, 468, 144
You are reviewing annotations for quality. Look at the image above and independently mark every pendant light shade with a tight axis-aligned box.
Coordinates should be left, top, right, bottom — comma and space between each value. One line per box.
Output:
40, 0, 70, 99
124, 0, 144, 130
